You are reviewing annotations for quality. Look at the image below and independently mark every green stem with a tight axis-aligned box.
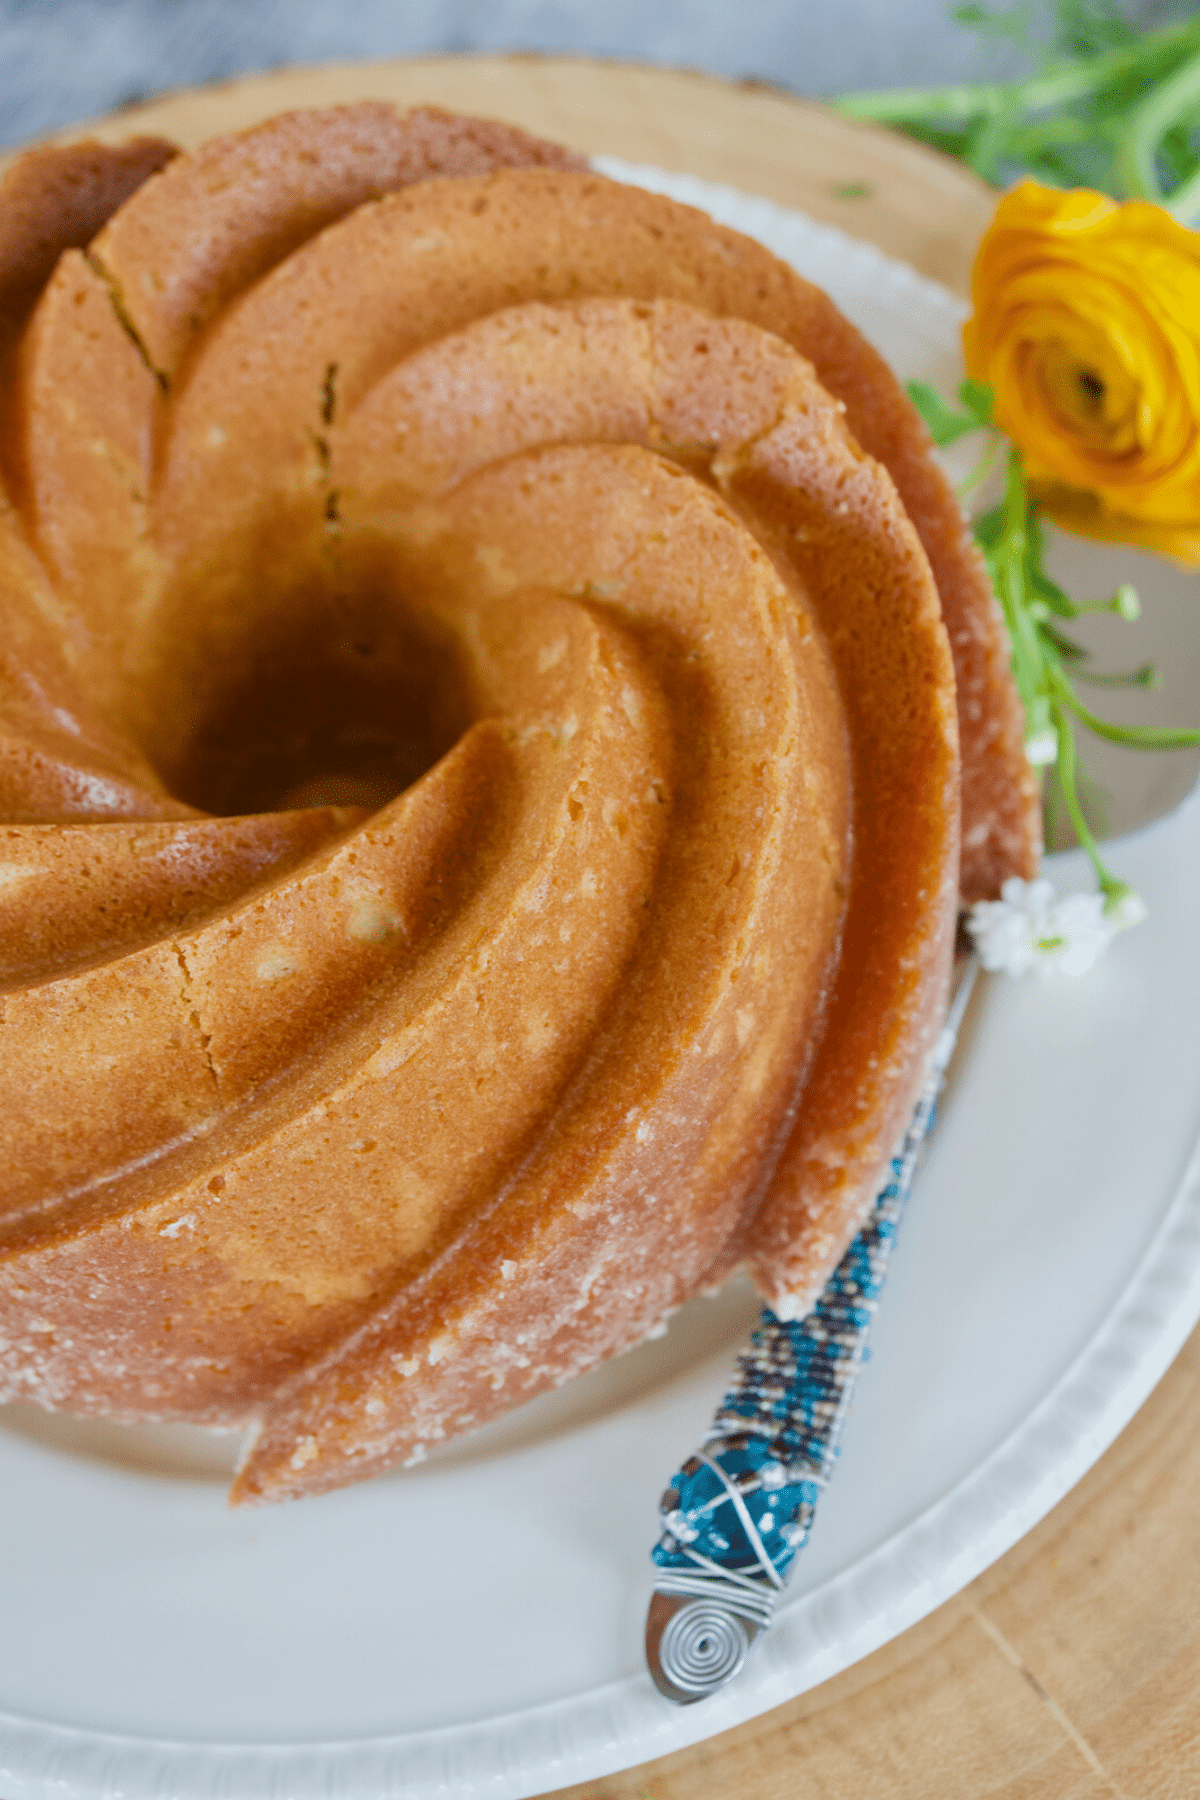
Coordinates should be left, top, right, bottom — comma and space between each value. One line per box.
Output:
1047, 663, 1200, 749
834, 17, 1200, 129
956, 430, 1003, 499
1114, 44, 1200, 202
992, 453, 1051, 727
1052, 699, 1116, 894
1073, 662, 1160, 691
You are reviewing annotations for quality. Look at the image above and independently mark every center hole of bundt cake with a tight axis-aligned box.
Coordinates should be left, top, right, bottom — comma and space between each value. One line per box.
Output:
163, 592, 474, 818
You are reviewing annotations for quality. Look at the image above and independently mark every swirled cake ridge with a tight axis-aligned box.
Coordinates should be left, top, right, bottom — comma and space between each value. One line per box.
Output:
0, 104, 1035, 1501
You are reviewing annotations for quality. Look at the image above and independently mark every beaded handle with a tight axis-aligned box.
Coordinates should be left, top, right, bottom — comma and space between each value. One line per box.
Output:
645, 958, 977, 1704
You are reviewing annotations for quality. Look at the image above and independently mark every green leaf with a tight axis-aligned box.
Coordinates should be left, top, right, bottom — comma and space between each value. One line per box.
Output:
971, 500, 1006, 558
1028, 567, 1076, 617
1040, 621, 1089, 661
950, 1, 1038, 52
835, 8, 1200, 208
958, 379, 997, 425
905, 380, 988, 445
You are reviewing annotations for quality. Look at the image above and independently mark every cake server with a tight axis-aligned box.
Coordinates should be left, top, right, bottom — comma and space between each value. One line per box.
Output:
646, 952, 979, 1703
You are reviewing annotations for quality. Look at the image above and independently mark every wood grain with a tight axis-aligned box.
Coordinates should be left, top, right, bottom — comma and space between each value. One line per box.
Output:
7, 55, 1197, 1799
550, 1323, 1200, 1799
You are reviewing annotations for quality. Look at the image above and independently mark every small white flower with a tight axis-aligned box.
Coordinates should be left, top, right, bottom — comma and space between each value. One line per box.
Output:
1045, 891, 1116, 976
967, 877, 1055, 976
1023, 727, 1059, 767
1106, 888, 1148, 932
965, 876, 1134, 978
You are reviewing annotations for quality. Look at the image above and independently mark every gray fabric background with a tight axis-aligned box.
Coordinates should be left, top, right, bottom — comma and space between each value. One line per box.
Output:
1, 0, 1193, 150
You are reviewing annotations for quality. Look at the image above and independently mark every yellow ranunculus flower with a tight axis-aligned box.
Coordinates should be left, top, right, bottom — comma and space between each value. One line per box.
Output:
964, 179, 1200, 566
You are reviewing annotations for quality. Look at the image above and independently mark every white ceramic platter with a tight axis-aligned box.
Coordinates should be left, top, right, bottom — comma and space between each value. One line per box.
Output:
3, 165, 1200, 1800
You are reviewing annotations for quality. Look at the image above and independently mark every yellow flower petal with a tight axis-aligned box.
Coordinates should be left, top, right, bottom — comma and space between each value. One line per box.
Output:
964, 180, 1200, 564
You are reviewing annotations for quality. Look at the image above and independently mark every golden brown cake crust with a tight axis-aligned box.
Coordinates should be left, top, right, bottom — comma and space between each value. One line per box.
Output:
0, 107, 1023, 1500
0, 135, 178, 344
0, 110, 583, 825
0, 137, 199, 822
86, 104, 584, 384
804, 330, 1039, 905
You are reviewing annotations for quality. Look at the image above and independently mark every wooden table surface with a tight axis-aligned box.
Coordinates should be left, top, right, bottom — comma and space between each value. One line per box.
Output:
18, 56, 1200, 1800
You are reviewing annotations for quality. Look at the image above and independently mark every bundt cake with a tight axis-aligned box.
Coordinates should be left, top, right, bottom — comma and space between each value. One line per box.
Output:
0, 102, 1038, 1503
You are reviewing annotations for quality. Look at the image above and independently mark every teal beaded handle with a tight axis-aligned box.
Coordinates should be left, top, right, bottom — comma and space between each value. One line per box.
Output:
645, 958, 977, 1703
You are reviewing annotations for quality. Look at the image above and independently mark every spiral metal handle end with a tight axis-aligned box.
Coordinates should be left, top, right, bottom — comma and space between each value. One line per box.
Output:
645, 1589, 758, 1703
